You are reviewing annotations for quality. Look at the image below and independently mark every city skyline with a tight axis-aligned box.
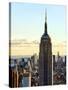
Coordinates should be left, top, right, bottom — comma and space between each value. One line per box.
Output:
11, 3, 66, 56
9, 3, 66, 87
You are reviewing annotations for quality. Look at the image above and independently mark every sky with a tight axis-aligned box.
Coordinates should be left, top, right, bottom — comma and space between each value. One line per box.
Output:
11, 2, 66, 56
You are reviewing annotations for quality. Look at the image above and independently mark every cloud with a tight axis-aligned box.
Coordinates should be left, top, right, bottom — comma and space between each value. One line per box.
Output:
10, 39, 66, 56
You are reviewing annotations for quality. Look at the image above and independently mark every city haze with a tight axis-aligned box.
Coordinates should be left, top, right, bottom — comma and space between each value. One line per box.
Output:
11, 3, 66, 56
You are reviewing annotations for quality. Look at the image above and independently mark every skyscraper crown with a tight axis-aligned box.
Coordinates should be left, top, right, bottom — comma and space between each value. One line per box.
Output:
41, 9, 51, 41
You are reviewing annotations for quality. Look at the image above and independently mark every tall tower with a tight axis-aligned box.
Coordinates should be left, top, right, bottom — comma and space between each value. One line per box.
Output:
39, 10, 52, 85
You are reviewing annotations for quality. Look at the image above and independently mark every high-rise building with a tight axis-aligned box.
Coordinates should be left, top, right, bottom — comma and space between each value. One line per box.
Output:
31, 54, 38, 69
39, 10, 52, 85
53, 55, 56, 71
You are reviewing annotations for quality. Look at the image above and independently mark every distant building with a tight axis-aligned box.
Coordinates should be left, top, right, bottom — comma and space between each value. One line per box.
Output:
53, 53, 66, 85
39, 10, 52, 85
9, 57, 32, 87
31, 54, 38, 69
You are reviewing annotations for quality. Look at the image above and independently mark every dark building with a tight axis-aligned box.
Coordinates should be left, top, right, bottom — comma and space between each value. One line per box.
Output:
53, 55, 56, 71
9, 57, 32, 87
9, 59, 19, 87
39, 10, 52, 85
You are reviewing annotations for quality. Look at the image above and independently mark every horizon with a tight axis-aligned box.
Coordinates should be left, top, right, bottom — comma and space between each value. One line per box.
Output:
10, 3, 66, 56
10, 39, 66, 56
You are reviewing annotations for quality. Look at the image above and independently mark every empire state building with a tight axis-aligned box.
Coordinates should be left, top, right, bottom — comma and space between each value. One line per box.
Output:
39, 10, 52, 85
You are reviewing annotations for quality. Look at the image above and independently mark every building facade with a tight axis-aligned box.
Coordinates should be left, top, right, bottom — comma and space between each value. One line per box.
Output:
39, 11, 52, 85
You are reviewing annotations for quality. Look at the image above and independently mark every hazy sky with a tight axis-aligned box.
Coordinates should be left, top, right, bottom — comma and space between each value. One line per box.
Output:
11, 3, 66, 42
11, 3, 66, 56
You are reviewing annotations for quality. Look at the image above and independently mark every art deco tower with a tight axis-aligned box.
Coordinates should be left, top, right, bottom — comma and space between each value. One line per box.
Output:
39, 10, 52, 85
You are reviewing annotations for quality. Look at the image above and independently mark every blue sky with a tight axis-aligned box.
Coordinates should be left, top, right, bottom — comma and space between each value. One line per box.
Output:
11, 3, 66, 43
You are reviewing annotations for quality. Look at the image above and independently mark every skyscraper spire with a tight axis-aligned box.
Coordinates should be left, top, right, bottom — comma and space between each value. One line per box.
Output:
39, 9, 52, 85
45, 9, 47, 23
45, 9, 47, 35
